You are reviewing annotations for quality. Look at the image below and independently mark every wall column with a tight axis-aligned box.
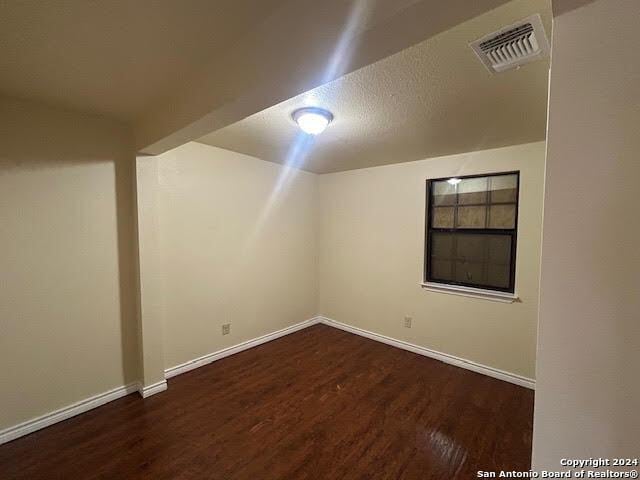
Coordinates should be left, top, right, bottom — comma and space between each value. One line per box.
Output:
534, 0, 640, 468
134, 155, 167, 396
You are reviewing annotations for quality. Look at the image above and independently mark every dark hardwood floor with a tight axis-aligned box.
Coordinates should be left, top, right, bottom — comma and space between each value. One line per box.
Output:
0, 324, 533, 479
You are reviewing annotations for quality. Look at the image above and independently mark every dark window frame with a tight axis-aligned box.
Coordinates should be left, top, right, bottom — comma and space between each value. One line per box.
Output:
424, 171, 520, 293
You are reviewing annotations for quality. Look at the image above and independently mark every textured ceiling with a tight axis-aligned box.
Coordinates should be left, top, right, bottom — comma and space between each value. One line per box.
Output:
0, 0, 288, 120
133, 0, 511, 153
199, 0, 551, 174
0, 0, 511, 145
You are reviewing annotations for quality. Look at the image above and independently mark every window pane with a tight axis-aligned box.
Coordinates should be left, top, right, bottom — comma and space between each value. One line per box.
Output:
456, 235, 486, 262
428, 232, 513, 290
456, 206, 486, 228
489, 174, 518, 203
431, 232, 454, 259
455, 260, 485, 285
488, 204, 516, 229
432, 180, 456, 206
488, 235, 512, 265
487, 264, 510, 289
432, 206, 454, 228
458, 177, 488, 205
431, 259, 454, 281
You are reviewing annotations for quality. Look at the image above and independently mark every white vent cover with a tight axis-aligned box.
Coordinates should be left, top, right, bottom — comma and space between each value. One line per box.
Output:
470, 14, 549, 73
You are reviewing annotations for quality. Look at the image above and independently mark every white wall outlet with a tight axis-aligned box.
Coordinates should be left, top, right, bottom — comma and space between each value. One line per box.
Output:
222, 323, 231, 335
404, 316, 412, 328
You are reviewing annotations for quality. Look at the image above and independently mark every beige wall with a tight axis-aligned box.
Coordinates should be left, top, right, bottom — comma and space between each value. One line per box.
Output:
0, 97, 139, 430
533, 0, 640, 467
134, 156, 167, 388
318, 142, 546, 379
0, 97, 545, 437
149, 143, 318, 370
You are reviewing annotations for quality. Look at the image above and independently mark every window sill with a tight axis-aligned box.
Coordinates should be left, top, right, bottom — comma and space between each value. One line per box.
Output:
420, 282, 519, 303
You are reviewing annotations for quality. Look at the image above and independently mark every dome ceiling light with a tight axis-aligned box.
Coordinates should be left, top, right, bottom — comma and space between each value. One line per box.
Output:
292, 107, 333, 135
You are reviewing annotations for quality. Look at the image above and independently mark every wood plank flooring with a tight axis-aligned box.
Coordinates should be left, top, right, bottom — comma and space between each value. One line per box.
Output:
0, 324, 533, 479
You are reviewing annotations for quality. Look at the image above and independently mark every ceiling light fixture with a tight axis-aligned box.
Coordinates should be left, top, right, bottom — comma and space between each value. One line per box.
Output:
292, 107, 333, 135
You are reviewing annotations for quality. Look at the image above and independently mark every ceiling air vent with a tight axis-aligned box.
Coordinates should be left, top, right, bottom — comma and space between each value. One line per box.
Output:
470, 14, 549, 73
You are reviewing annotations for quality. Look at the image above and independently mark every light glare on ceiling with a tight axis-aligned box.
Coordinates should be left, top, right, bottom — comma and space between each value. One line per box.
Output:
292, 107, 333, 135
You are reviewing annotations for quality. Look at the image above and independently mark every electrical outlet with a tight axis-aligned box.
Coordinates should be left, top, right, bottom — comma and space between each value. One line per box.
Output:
404, 316, 412, 328
222, 323, 231, 335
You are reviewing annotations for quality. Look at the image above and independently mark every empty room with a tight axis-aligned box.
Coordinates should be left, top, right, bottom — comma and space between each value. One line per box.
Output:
0, 0, 638, 478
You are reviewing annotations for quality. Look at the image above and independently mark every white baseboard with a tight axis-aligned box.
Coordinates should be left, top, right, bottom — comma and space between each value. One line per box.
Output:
163, 315, 534, 389
0, 318, 320, 446
318, 316, 535, 390
0, 314, 532, 446
164, 317, 321, 379
0, 382, 139, 446
139, 380, 167, 398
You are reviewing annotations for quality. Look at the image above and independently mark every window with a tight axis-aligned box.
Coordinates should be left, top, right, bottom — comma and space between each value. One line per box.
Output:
424, 172, 519, 293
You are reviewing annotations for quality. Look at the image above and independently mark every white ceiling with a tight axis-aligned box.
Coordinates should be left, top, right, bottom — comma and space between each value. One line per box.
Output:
0, 0, 545, 164
0, 0, 288, 120
199, 0, 551, 174
0, 0, 514, 154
